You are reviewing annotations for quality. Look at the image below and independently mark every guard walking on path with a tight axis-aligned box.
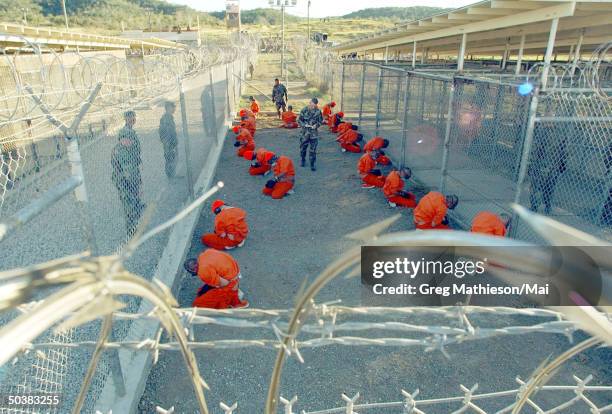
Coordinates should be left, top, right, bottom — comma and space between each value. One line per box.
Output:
111, 110, 145, 237
272, 78, 288, 118
298, 98, 324, 171
159, 101, 178, 178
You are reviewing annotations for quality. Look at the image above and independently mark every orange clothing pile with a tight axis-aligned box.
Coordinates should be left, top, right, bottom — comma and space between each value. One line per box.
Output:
414, 192, 448, 229
471, 211, 507, 237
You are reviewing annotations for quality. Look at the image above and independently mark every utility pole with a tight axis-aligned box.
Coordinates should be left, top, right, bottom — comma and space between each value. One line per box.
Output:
61, 0, 69, 29
269, 1, 297, 79
307, 0, 311, 46
21, 8, 28, 25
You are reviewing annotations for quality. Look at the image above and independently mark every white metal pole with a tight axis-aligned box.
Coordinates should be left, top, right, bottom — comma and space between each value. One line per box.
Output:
307, 0, 311, 46
281, 5, 285, 78
384, 45, 389, 64
515, 33, 526, 75
501, 37, 510, 70
61, 0, 69, 29
457, 33, 467, 72
541, 17, 559, 90
412, 41, 417, 69
571, 29, 584, 76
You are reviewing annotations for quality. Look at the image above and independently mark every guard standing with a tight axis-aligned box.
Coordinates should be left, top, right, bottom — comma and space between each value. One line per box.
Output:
297, 97, 324, 171
111, 110, 145, 237
272, 78, 288, 119
159, 101, 178, 178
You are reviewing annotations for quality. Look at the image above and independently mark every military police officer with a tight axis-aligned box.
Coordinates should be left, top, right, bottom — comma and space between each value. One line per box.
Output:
111, 110, 145, 237
159, 101, 178, 178
297, 97, 324, 171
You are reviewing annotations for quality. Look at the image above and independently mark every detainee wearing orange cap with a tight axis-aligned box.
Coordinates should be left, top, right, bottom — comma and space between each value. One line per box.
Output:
243, 148, 276, 176
322, 101, 336, 122
233, 126, 255, 157
200, 200, 249, 250
280, 105, 298, 129
328, 111, 344, 133
363, 137, 392, 166
471, 211, 510, 237
184, 249, 248, 309
262, 155, 295, 199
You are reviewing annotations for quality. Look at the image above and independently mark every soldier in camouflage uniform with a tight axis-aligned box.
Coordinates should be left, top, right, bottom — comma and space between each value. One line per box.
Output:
111, 110, 145, 237
272, 78, 288, 119
159, 101, 178, 178
298, 97, 324, 171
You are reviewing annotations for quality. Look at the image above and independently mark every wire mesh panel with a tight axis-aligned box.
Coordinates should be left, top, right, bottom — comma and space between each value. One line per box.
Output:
514, 91, 612, 241
340, 62, 364, 119
0, 35, 255, 413
443, 78, 531, 229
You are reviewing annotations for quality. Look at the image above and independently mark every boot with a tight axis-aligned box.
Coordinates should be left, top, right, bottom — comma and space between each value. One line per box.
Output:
310, 161, 316, 171
301, 158, 306, 167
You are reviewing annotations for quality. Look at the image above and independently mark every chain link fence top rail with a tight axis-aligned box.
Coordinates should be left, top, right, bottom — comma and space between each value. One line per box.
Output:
297, 44, 611, 242
0, 33, 258, 413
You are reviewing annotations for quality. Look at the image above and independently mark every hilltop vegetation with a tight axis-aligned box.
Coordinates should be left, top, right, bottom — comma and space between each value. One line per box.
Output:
0, 1, 445, 36
342, 6, 448, 20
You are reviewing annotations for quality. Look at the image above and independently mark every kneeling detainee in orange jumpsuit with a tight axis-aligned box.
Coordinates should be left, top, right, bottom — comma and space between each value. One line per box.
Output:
233, 126, 255, 157
328, 112, 344, 133
336, 122, 355, 136
364, 137, 392, 165
322, 101, 336, 122
337, 126, 363, 153
413, 192, 458, 230
262, 155, 295, 199
184, 249, 248, 309
243, 148, 275, 176
383, 167, 417, 208
201, 199, 249, 250
358, 151, 386, 188
280, 105, 298, 129
471, 211, 510, 237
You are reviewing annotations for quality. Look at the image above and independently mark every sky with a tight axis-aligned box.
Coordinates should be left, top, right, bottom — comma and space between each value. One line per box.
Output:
170, 0, 478, 18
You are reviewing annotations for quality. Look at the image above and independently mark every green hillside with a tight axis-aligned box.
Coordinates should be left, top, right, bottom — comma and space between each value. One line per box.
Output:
342, 6, 448, 20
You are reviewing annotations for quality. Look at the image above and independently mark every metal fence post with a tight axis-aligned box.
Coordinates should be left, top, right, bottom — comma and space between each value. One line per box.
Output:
226, 63, 232, 118
178, 76, 195, 199
393, 71, 402, 121
357, 62, 366, 126
438, 78, 456, 192
208, 68, 218, 141
510, 87, 541, 237
375, 65, 384, 135
400, 71, 410, 168
339, 61, 345, 111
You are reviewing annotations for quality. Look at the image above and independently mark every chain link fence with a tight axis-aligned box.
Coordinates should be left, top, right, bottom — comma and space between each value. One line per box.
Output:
298, 46, 611, 241
0, 35, 256, 413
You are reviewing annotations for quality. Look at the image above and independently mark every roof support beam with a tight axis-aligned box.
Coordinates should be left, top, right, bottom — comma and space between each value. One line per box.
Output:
335, 2, 576, 54
571, 29, 584, 76
541, 17, 559, 89
458, 33, 467, 71
516, 33, 526, 74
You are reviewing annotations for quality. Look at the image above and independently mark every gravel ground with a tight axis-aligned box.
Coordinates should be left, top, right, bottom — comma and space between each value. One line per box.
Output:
139, 119, 612, 413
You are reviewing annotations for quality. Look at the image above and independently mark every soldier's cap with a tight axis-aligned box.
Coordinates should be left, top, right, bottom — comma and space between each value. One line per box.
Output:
311, 97, 319, 104
249, 96, 255, 100
164, 101, 176, 108
124, 110, 136, 119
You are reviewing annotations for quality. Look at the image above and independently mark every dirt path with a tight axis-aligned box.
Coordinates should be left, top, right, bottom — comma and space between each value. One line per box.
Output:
139, 53, 611, 414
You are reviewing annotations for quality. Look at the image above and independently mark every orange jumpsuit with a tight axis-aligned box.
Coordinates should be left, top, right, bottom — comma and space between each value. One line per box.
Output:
249, 148, 274, 176
250, 100, 260, 117
281, 111, 298, 129
471, 211, 507, 237
262, 156, 295, 199
240, 118, 257, 137
358, 153, 386, 188
192, 249, 245, 309
337, 130, 362, 153
322, 104, 333, 121
413, 192, 449, 230
337, 122, 353, 136
235, 128, 255, 157
328, 113, 342, 133
201, 207, 249, 250
383, 171, 416, 208
364, 137, 391, 165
